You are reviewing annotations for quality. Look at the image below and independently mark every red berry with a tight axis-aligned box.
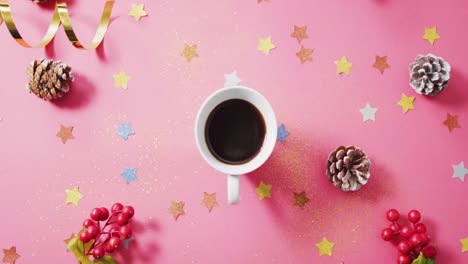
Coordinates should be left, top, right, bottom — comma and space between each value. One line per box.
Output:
415, 223, 426, 234
420, 233, 431, 246
397, 254, 411, 264
119, 225, 132, 239
422, 244, 437, 258
79, 231, 92, 243
100, 207, 110, 221
386, 209, 400, 222
104, 242, 114, 253
109, 236, 121, 249
409, 233, 423, 248
83, 219, 96, 228
400, 225, 413, 238
90, 208, 103, 221
111, 203, 124, 213
389, 223, 400, 233
122, 206, 135, 219
109, 226, 120, 237
408, 210, 421, 223
92, 246, 105, 259
397, 241, 411, 254
117, 213, 129, 226
381, 228, 393, 241
87, 225, 100, 239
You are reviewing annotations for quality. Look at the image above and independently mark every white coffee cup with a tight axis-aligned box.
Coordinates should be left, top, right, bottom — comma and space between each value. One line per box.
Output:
195, 86, 277, 204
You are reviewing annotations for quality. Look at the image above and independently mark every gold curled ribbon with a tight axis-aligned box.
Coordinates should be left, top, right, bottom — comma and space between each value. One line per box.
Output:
0, 0, 114, 49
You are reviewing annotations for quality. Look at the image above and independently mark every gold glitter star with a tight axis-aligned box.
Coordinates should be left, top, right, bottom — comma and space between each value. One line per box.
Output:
168, 201, 185, 220
255, 181, 272, 200
56, 125, 74, 144
296, 45, 313, 64
65, 187, 83, 206
290, 25, 309, 44
335, 56, 352, 75
2, 246, 20, 264
423, 26, 440, 45
315, 237, 334, 256
257, 36, 276, 55
181, 43, 199, 62
257, 0, 270, 3
443, 113, 461, 132
128, 3, 148, 22
373, 55, 390, 74
293, 191, 309, 209
397, 93, 415, 113
201, 192, 219, 212
461, 237, 468, 253
113, 71, 131, 90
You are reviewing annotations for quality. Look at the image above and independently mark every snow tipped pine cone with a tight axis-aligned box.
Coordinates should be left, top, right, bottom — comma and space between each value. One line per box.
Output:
326, 146, 371, 192
409, 54, 451, 96
27, 59, 74, 101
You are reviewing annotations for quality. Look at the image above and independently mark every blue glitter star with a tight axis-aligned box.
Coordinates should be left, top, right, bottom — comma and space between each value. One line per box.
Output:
116, 122, 135, 140
277, 124, 289, 143
120, 166, 138, 185
121, 238, 134, 249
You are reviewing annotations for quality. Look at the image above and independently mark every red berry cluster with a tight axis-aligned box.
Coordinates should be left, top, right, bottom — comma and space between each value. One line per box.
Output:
79, 203, 135, 260
381, 209, 437, 264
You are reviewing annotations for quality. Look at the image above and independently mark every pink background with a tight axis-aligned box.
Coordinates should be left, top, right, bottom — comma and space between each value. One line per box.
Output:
0, 0, 467, 263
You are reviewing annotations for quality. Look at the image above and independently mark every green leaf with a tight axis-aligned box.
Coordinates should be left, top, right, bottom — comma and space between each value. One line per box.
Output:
93, 256, 118, 264
412, 253, 427, 264
426, 258, 436, 264
66, 237, 92, 264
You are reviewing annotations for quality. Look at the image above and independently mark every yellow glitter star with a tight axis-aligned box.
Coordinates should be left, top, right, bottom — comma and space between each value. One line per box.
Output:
257, 36, 276, 55
128, 3, 147, 22
2, 246, 20, 264
335, 56, 352, 75
201, 192, 219, 212
461, 237, 468, 253
397, 93, 415, 113
181, 43, 199, 63
255, 181, 272, 200
56, 125, 74, 144
423, 26, 440, 45
65, 187, 83, 207
113, 71, 131, 89
315, 237, 334, 256
168, 201, 185, 220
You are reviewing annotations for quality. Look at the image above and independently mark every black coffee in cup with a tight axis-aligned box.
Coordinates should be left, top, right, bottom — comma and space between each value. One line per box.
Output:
205, 99, 266, 165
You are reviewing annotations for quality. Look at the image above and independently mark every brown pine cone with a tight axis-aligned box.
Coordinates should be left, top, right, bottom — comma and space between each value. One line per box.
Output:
27, 59, 74, 101
326, 146, 371, 192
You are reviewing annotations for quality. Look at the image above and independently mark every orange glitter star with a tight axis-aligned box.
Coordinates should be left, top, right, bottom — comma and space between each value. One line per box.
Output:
181, 43, 199, 63
373, 55, 390, 74
293, 191, 310, 209
443, 113, 461, 132
56, 124, 74, 144
201, 192, 219, 212
2, 246, 20, 264
290, 25, 309, 44
168, 201, 185, 220
296, 45, 313, 64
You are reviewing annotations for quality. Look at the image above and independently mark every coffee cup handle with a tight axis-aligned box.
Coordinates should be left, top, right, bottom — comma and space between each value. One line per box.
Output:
227, 174, 240, 204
